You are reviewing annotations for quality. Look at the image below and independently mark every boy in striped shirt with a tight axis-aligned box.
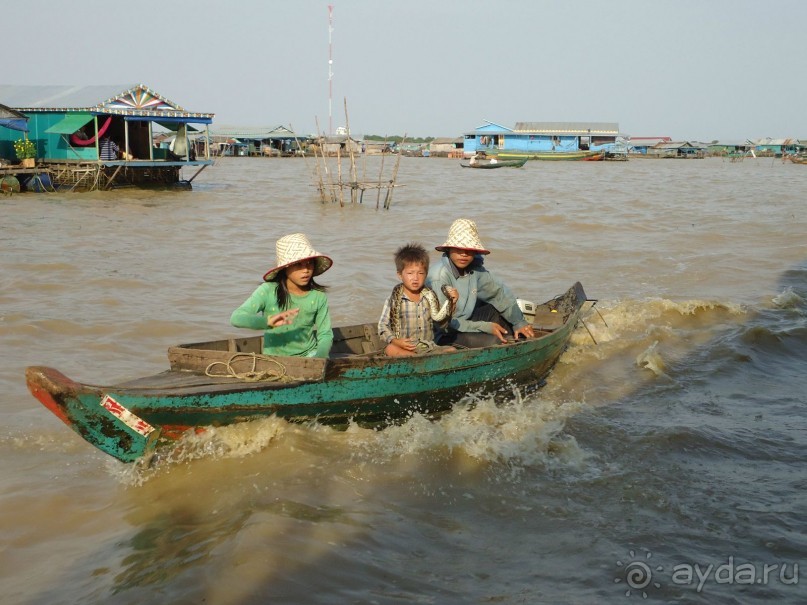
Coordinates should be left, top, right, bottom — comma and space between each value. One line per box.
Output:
378, 243, 458, 357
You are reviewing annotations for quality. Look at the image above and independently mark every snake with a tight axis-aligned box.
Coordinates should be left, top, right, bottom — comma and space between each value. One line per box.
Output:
388, 284, 456, 339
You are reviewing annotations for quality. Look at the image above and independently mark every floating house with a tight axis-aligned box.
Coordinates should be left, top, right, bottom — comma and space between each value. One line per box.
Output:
0, 84, 214, 191
209, 125, 310, 157
427, 137, 464, 158
627, 137, 672, 155
464, 120, 620, 160
363, 140, 394, 155
753, 138, 798, 157
316, 134, 363, 157
646, 141, 707, 158
706, 140, 755, 157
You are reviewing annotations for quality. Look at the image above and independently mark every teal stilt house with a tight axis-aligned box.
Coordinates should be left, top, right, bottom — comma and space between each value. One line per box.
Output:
0, 84, 214, 190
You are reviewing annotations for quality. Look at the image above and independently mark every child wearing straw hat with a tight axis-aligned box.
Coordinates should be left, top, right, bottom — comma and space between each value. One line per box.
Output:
230, 233, 334, 357
426, 218, 535, 348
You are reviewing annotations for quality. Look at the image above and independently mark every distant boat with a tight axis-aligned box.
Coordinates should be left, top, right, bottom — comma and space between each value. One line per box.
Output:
784, 154, 807, 165
581, 152, 605, 161
460, 158, 528, 169
487, 149, 605, 161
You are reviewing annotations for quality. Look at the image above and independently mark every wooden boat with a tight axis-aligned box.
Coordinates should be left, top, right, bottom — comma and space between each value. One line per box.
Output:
460, 158, 528, 169
581, 152, 605, 161
26, 283, 589, 464
784, 154, 807, 165
489, 150, 604, 161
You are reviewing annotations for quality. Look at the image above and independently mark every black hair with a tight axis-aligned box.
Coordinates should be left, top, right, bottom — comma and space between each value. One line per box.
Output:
394, 242, 429, 273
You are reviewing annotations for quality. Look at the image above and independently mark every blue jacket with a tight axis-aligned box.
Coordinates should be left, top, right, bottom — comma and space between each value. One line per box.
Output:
426, 253, 527, 335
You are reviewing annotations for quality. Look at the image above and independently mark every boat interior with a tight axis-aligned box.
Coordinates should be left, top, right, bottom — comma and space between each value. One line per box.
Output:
166, 299, 567, 381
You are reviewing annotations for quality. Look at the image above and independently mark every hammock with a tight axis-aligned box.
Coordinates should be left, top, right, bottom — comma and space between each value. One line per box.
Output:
70, 117, 112, 146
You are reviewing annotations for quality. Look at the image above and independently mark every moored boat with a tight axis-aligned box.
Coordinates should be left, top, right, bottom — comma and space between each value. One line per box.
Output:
26, 283, 589, 464
460, 158, 528, 169
581, 152, 606, 161
488, 149, 605, 161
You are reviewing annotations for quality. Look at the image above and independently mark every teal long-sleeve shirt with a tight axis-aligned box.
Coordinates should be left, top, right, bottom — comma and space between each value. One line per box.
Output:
230, 282, 333, 358
426, 254, 527, 335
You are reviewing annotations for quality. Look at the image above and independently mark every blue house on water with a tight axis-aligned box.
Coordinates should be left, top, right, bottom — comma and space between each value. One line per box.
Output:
464, 120, 621, 160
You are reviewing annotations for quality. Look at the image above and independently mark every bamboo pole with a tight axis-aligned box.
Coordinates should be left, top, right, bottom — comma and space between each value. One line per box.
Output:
297, 122, 327, 203
336, 146, 344, 206
376, 135, 388, 210
315, 116, 338, 204
311, 141, 327, 203
313, 116, 327, 200
343, 98, 359, 204
384, 133, 406, 209
325, 137, 337, 204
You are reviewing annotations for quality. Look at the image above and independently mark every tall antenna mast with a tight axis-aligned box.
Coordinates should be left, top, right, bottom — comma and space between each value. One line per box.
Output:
328, 5, 334, 135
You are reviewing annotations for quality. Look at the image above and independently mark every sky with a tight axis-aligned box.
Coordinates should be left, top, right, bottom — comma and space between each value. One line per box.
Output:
5, 0, 806, 141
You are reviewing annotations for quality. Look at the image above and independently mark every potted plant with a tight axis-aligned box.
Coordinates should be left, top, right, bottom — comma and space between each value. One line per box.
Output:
14, 136, 36, 168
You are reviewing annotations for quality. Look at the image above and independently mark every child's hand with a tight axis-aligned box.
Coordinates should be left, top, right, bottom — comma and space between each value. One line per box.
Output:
445, 287, 459, 303
267, 308, 299, 328
391, 338, 417, 352
489, 322, 509, 343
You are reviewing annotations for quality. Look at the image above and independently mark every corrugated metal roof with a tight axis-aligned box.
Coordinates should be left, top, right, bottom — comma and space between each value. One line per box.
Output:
211, 125, 303, 139
654, 141, 707, 149
709, 140, 753, 147
0, 84, 213, 119
0, 102, 27, 119
0, 102, 28, 131
513, 121, 619, 135
0, 84, 139, 108
628, 137, 671, 147
754, 138, 794, 146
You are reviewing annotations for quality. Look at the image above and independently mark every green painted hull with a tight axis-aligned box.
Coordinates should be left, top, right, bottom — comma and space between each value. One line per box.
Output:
487, 150, 602, 161
459, 158, 528, 169
26, 283, 587, 464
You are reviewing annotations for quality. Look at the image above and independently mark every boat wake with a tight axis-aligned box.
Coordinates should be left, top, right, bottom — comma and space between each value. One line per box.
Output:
116, 390, 593, 485
114, 292, 786, 486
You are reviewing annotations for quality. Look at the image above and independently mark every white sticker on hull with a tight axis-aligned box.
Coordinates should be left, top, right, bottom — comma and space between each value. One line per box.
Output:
100, 395, 155, 437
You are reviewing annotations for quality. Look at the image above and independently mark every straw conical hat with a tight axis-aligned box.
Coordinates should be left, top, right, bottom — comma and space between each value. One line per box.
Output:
263, 233, 333, 281
435, 218, 490, 254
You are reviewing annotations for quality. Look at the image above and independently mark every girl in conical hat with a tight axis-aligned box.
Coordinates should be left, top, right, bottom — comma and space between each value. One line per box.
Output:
230, 233, 334, 358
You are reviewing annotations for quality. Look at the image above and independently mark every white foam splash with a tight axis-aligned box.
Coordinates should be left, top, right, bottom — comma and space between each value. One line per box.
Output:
349, 392, 591, 474
772, 287, 804, 310
635, 340, 670, 378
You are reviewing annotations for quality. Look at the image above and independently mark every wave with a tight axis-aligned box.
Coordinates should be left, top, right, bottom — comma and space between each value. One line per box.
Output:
115, 391, 592, 485
83, 291, 807, 484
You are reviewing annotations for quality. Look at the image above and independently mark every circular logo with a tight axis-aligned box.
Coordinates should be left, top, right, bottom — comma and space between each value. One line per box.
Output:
615, 550, 663, 598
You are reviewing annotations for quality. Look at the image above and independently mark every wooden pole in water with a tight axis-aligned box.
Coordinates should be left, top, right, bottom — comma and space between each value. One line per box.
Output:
343, 98, 358, 204
376, 135, 388, 210
336, 146, 344, 207
384, 133, 406, 209
326, 139, 337, 204
315, 116, 338, 204
292, 123, 326, 203
313, 118, 328, 203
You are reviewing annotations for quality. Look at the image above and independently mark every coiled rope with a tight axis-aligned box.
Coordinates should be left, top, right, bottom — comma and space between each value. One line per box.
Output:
205, 353, 289, 382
